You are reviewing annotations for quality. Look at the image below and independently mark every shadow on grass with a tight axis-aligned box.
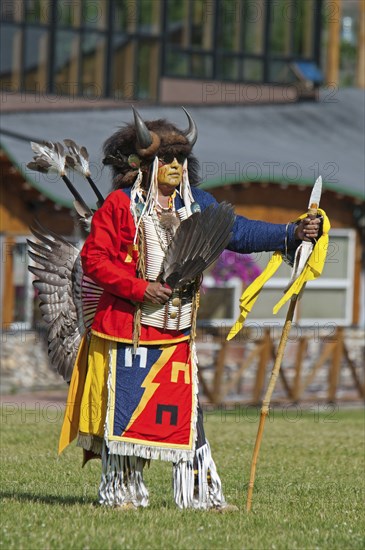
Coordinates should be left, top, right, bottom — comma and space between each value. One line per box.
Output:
0, 490, 97, 506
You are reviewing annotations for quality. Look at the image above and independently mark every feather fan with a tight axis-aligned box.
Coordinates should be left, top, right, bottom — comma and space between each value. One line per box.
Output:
160, 202, 235, 289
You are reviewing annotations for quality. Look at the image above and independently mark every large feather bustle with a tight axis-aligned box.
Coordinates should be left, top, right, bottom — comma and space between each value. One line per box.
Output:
160, 202, 235, 289
28, 141, 66, 175
27, 222, 83, 381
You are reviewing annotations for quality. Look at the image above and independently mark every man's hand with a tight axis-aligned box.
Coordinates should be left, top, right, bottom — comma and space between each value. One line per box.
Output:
144, 282, 172, 304
295, 216, 322, 241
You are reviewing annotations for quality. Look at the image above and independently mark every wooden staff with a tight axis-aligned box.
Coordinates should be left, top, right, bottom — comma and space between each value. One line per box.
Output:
246, 200, 320, 512
246, 297, 297, 512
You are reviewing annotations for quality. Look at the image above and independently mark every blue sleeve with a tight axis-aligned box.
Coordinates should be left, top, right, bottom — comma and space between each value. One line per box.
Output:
192, 187, 298, 254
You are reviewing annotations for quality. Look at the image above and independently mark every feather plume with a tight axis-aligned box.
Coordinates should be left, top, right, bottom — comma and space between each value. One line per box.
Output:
28, 141, 66, 175
160, 202, 235, 289
64, 138, 105, 206
64, 138, 91, 177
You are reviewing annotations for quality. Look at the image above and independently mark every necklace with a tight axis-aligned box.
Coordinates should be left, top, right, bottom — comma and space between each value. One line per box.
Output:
150, 191, 179, 252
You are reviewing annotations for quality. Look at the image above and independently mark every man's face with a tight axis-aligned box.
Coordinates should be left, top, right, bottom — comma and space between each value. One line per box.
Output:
157, 155, 184, 189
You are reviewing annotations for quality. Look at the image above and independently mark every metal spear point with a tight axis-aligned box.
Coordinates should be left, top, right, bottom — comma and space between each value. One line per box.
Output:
246, 176, 322, 512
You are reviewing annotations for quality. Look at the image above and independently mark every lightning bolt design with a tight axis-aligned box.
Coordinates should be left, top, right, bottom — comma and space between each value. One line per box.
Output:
121, 345, 177, 436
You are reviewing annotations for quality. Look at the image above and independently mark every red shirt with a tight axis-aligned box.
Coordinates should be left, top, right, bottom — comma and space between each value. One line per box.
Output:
81, 189, 189, 344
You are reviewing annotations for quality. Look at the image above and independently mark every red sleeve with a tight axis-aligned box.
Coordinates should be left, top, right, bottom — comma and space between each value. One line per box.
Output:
80, 193, 148, 302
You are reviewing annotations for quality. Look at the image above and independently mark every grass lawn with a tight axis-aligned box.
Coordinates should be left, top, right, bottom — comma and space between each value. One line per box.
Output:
1, 402, 364, 550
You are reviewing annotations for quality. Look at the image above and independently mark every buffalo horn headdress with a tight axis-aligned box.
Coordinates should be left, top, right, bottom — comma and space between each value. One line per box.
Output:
103, 107, 199, 189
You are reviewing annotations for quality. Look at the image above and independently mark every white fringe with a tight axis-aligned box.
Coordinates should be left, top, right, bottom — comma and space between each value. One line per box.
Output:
173, 440, 226, 510
181, 159, 194, 217
98, 443, 149, 507
77, 434, 103, 455
107, 441, 195, 462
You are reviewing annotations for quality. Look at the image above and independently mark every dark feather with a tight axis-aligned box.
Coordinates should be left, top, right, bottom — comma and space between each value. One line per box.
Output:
27, 226, 81, 381
160, 202, 235, 289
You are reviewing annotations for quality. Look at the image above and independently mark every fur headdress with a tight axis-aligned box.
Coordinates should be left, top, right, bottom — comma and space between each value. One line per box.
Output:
103, 108, 200, 189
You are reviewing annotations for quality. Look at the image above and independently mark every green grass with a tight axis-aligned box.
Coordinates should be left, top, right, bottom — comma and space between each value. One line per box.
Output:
1, 403, 364, 550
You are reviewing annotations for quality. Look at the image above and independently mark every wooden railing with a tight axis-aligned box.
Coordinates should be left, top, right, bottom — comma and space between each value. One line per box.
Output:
197, 326, 365, 404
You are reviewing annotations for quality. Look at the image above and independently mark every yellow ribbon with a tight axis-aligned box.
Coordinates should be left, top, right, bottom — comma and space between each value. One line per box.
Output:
227, 208, 330, 341
58, 332, 89, 454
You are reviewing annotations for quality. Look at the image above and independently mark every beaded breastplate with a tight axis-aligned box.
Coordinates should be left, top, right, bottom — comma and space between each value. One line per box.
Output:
141, 206, 194, 331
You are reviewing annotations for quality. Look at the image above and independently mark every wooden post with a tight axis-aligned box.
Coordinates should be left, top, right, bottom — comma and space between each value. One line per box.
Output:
212, 339, 228, 404
343, 342, 365, 398
222, 346, 259, 399
300, 341, 335, 394
328, 326, 344, 402
357, 0, 365, 88
252, 329, 271, 404
293, 337, 308, 401
2, 237, 15, 325
326, 0, 342, 85
269, 338, 294, 399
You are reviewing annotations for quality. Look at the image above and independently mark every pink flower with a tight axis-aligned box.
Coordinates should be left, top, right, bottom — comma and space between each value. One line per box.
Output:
210, 250, 261, 286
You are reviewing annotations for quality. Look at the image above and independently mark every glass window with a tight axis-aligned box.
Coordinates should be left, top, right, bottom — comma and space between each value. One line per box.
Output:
12, 241, 33, 327
191, 53, 213, 78
0, 2, 20, 22
24, 27, 49, 92
292, 0, 314, 57
299, 289, 348, 320
166, 0, 189, 47
242, 58, 264, 81
138, 0, 161, 34
191, 0, 213, 50
82, 0, 107, 30
166, 49, 189, 77
269, 0, 291, 55
136, 39, 159, 99
269, 60, 296, 83
24, 0, 49, 24
216, 56, 240, 80
56, 0, 81, 27
243, 2, 265, 55
198, 277, 242, 326
249, 229, 356, 326
81, 32, 106, 97
54, 29, 80, 95
113, 0, 129, 32
0, 24, 22, 90
217, 0, 241, 51
111, 35, 136, 99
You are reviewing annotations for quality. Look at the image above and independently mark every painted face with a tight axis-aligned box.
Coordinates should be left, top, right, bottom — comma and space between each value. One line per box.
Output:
157, 156, 184, 189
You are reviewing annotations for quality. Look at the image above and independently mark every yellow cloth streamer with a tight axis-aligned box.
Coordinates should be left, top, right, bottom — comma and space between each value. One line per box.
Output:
58, 332, 89, 454
58, 333, 109, 454
227, 209, 330, 341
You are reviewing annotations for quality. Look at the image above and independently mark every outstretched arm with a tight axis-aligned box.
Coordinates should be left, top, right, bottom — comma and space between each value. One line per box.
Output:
191, 187, 320, 254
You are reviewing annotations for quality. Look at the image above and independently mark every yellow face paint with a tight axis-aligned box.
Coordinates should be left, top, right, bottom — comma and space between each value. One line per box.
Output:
157, 157, 183, 189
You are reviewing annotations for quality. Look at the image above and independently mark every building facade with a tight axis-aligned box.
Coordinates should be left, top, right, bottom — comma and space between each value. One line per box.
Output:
1, 0, 323, 103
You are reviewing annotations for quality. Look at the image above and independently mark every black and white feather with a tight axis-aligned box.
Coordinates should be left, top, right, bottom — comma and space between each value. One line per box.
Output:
64, 138, 91, 177
27, 221, 102, 382
27, 141, 67, 175
160, 202, 235, 289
